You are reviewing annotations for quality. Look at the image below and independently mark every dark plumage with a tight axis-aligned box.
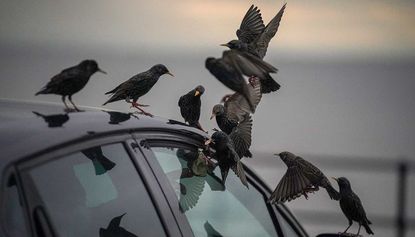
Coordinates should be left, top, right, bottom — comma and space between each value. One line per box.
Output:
103, 64, 173, 116
105, 111, 138, 125
205, 49, 277, 109
268, 152, 339, 204
178, 85, 205, 130
204, 221, 223, 237
211, 77, 262, 134
32, 111, 69, 127
35, 60, 106, 111
205, 115, 253, 188
333, 177, 374, 236
99, 213, 138, 237
222, 4, 286, 93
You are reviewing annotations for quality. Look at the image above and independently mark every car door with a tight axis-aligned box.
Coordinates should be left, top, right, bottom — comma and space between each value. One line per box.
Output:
13, 135, 181, 237
128, 131, 309, 237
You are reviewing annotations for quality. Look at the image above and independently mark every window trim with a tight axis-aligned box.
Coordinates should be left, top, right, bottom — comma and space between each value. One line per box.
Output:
14, 134, 182, 237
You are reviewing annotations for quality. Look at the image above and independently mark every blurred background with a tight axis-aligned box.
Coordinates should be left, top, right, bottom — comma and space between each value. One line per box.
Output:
1, 0, 414, 236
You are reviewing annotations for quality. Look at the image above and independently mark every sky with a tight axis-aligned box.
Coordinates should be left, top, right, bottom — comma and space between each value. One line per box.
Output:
1, 1, 415, 236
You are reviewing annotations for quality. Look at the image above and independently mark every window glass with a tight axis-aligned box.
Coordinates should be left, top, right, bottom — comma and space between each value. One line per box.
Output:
28, 143, 166, 237
3, 175, 29, 236
151, 146, 280, 237
276, 211, 301, 237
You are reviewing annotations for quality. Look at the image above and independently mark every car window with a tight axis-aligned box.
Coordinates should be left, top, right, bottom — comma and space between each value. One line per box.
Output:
26, 143, 166, 237
150, 145, 280, 237
2, 174, 29, 237
276, 211, 301, 237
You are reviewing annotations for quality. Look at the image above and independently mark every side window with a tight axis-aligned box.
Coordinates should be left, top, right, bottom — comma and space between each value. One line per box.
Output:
150, 145, 280, 237
2, 174, 29, 236
25, 143, 166, 237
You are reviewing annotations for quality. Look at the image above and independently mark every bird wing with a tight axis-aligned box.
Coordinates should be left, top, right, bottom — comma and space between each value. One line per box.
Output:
179, 176, 205, 212
229, 115, 253, 158
225, 77, 262, 120
269, 166, 313, 203
50, 65, 81, 82
295, 156, 325, 182
236, 5, 265, 44
222, 50, 278, 80
254, 4, 286, 59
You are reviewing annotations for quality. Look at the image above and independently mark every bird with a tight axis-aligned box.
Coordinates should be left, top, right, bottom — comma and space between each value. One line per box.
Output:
103, 64, 173, 116
211, 77, 262, 134
205, 49, 277, 110
205, 115, 252, 188
268, 151, 339, 204
32, 111, 69, 127
178, 85, 205, 131
35, 59, 106, 111
333, 177, 374, 236
99, 213, 138, 237
221, 4, 287, 93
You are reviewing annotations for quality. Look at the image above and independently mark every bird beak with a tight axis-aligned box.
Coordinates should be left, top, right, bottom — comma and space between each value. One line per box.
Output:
98, 68, 107, 74
166, 71, 174, 77
220, 43, 229, 47
205, 139, 213, 145
210, 113, 215, 120
194, 90, 200, 96
331, 177, 338, 182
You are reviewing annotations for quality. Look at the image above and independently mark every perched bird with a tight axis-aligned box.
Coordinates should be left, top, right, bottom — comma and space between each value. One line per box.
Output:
211, 77, 262, 134
205, 116, 252, 188
333, 177, 374, 236
205, 49, 277, 110
268, 152, 339, 204
221, 4, 286, 93
81, 146, 116, 175
103, 64, 173, 116
99, 213, 138, 237
32, 111, 69, 128
178, 85, 205, 131
35, 60, 106, 111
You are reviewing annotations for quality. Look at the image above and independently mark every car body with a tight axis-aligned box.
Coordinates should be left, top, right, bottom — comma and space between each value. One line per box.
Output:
0, 99, 309, 237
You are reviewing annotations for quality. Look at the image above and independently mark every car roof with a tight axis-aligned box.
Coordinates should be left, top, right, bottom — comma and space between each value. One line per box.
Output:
0, 99, 208, 172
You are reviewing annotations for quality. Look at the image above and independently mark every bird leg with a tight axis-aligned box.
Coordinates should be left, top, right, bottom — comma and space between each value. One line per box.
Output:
342, 222, 353, 234
131, 101, 153, 117
61, 96, 70, 110
68, 95, 81, 112
356, 224, 361, 236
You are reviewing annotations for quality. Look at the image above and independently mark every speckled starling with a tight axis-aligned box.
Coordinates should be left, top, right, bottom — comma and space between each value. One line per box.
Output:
221, 4, 286, 93
269, 151, 339, 203
333, 177, 374, 236
35, 60, 106, 111
103, 64, 173, 116
205, 49, 277, 109
178, 85, 205, 131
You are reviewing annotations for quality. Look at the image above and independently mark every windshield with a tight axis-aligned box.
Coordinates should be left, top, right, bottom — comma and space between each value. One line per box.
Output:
150, 146, 279, 237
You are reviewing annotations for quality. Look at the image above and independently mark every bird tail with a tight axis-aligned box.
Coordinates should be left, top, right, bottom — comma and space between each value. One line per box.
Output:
325, 184, 340, 200
363, 221, 374, 235
35, 87, 48, 96
260, 76, 281, 94
244, 149, 252, 158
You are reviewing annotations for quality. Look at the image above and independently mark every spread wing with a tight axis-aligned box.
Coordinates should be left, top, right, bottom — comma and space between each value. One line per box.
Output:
236, 5, 265, 43
268, 166, 314, 203
179, 176, 205, 212
229, 115, 252, 158
255, 4, 286, 59
225, 77, 262, 121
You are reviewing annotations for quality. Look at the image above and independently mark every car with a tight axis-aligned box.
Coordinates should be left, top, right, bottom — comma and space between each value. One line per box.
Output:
0, 99, 313, 237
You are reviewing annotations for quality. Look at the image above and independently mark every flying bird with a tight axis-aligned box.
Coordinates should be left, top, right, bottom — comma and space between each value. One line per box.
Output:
268, 152, 339, 204
205, 49, 277, 110
103, 64, 173, 116
178, 85, 205, 131
205, 115, 253, 188
211, 77, 262, 134
35, 60, 106, 111
333, 177, 374, 236
221, 4, 287, 93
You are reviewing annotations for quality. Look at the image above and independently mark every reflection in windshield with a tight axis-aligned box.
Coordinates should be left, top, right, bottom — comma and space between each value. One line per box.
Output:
99, 213, 138, 237
33, 111, 69, 127
105, 111, 138, 125
204, 221, 223, 237
82, 146, 116, 175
